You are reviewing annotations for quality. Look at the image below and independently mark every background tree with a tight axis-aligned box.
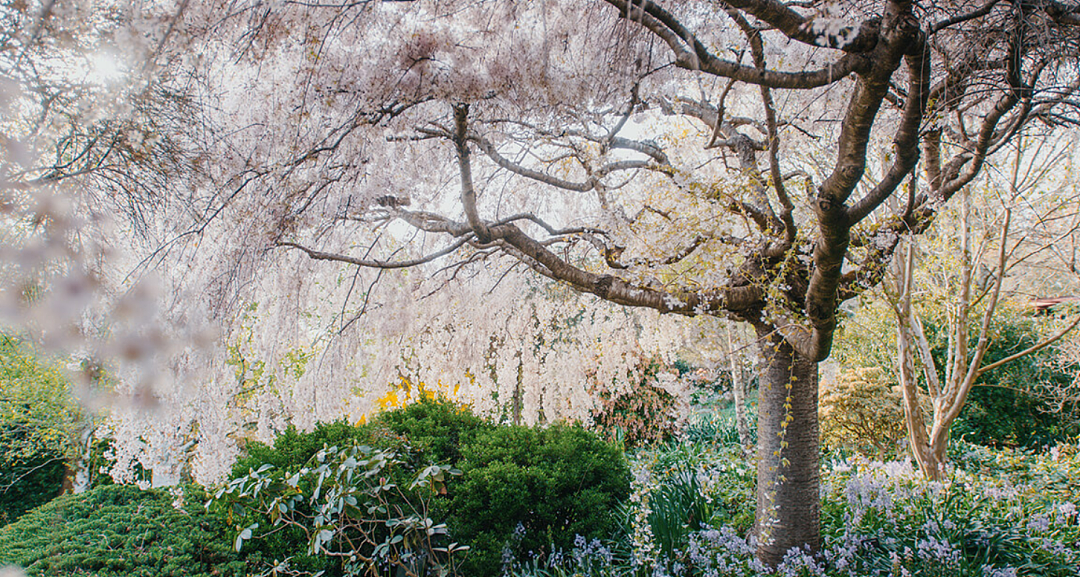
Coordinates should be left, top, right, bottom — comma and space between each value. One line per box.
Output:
888, 138, 1080, 479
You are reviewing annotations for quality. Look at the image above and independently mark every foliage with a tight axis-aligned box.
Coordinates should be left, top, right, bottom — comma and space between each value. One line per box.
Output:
589, 357, 685, 448
926, 308, 1080, 448
625, 433, 755, 572
369, 394, 494, 468
508, 436, 1080, 577
448, 422, 630, 576
683, 409, 755, 448
371, 400, 630, 575
645, 465, 717, 563
819, 368, 910, 459
0, 484, 244, 576
501, 536, 636, 577
226, 420, 377, 576
0, 336, 88, 524
221, 398, 629, 576
232, 420, 371, 478
953, 386, 1078, 449
836, 299, 1080, 449
212, 444, 468, 577
815, 452, 1080, 577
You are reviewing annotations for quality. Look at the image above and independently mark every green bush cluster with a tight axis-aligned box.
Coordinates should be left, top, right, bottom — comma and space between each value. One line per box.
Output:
0, 484, 244, 576
0, 336, 87, 525
224, 398, 630, 576
946, 312, 1080, 447
834, 301, 1080, 450
452, 423, 629, 575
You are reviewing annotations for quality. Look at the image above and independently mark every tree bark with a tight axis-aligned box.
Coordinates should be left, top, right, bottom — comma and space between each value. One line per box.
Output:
753, 324, 820, 566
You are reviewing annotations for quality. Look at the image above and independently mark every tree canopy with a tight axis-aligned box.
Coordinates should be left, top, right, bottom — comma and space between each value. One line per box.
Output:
3, 0, 1080, 566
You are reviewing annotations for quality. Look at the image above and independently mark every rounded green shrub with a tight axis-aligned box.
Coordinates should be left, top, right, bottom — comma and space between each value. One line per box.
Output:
0, 484, 244, 576
450, 422, 630, 575
370, 395, 494, 465
218, 398, 630, 576
231, 419, 367, 476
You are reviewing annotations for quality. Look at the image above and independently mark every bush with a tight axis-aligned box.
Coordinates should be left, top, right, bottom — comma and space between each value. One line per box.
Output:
451, 423, 630, 575
370, 397, 494, 467
0, 336, 88, 524
231, 419, 369, 476
818, 367, 910, 458
218, 398, 630, 576
213, 445, 467, 577
947, 309, 1080, 448
953, 386, 1076, 448
0, 484, 244, 576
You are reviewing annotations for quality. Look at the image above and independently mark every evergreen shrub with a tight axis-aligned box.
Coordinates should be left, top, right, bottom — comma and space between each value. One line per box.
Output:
452, 422, 630, 575
0, 484, 244, 576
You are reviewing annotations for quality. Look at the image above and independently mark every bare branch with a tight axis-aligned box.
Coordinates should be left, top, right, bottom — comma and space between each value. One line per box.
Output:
930, 0, 1004, 34
604, 0, 870, 88
277, 237, 472, 269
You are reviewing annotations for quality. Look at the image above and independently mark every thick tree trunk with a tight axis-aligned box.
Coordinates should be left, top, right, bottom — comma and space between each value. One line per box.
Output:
753, 325, 820, 566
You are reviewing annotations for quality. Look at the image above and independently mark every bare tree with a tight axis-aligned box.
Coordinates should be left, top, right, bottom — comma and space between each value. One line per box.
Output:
889, 136, 1080, 480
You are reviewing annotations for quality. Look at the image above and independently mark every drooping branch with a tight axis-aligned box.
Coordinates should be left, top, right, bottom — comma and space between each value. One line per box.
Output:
492, 221, 762, 314
697, 0, 882, 51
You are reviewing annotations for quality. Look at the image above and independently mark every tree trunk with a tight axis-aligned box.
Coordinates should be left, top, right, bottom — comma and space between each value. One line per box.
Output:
753, 325, 821, 566
897, 315, 944, 480
726, 323, 753, 455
